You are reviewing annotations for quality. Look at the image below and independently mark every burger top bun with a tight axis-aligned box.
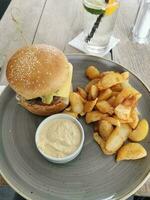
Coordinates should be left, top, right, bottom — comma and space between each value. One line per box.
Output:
6, 44, 70, 100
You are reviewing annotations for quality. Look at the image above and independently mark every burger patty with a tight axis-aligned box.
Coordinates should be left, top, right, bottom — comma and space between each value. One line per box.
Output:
16, 94, 68, 116
17, 95, 62, 106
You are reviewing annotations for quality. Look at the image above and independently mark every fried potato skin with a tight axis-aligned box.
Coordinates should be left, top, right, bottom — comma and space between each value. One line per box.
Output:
117, 143, 147, 161
129, 119, 149, 142
115, 104, 131, 121
129, 108, 139, 129
63, 110, 78, 118
77, 87, 87, 99
96, 100, 114, 115
69, 92, 84, 114
84, 98, 98, 113
103, 116, 120, 126
98, 72, 124, 90
86, 111, 108, 124
93, 132, 114, 155
98, 88, 112, 101
85, 66, 100, 80
89, 85, 99, 100
99, 120, 113, 140
85, 78, 100, 92
105, 124, 132, 153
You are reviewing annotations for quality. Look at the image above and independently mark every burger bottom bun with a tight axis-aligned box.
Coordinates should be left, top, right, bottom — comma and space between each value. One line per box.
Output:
19, 99, 68, 116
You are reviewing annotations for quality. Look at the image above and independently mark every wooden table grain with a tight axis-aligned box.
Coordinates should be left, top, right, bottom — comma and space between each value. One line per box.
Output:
0, 0, 47, 84
113, 0, 150, 89
0, 0, 150, 197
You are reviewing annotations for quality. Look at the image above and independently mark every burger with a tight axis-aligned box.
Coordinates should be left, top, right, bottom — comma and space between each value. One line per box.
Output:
6, 44, 73, 116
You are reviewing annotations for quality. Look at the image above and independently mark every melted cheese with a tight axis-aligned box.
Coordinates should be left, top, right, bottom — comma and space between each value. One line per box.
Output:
54, 64, 73, 98
41, 64, 73, 104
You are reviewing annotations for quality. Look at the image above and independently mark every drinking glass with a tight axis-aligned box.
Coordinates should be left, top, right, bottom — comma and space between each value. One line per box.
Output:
83, 0, 120, 53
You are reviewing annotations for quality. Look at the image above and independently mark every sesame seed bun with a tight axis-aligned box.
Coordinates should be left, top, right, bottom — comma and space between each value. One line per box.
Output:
6, 44, 72, 116
6, 44, 70, 100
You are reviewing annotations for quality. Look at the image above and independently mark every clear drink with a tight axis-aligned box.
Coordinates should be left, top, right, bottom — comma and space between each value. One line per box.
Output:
83, 0, 119, 53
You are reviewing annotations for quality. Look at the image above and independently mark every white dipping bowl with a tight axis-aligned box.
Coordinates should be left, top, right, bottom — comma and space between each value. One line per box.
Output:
35, 113, 84, 164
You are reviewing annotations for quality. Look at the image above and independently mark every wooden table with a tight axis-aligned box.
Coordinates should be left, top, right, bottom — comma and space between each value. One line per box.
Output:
0, 0, 150, 197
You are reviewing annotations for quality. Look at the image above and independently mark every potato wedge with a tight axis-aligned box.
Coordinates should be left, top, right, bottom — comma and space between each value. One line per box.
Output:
118, 118, 133, 123
94, 122, 99, 132
89, 85, 99, 100
115, 104, 132, 121
120, 82, 142, 101
106, 124, 132, 153
114, 115, 133, 123
98, 88, 112, 101
99, 120, 113, 140
98, 72, 124, 90
63, 110, 78, 118
122, 94, 137, 107
121, 71, 129, 80
69, 92, 84, 114
93, 132, 114, 155
129, 119, 149, 142
112, 91, 120, 97
103, 116, 120, 126
107, 96, 116, 107
96, 100, 114, 115
121, 81, 141, 95
121, 80, 130, 88
129, 108, 139, 129
85, 78, 100, 92
111, 84, 122, 92
87, 93, 92, 101
99, 71, 114, 78
85, 66, 100, 80
84, 98, 98, 113
105, 127, 121, 153
77, 87, 87, 99
116, 143, 147, 161
85, 111, 107, 124
115, 88, 133, 106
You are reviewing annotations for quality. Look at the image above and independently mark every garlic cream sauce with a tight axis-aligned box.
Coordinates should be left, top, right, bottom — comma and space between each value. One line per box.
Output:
37, 119, 81, 158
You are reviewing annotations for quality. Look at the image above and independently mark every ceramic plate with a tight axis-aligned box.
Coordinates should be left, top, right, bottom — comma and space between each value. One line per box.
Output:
0, 55, 150, 200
